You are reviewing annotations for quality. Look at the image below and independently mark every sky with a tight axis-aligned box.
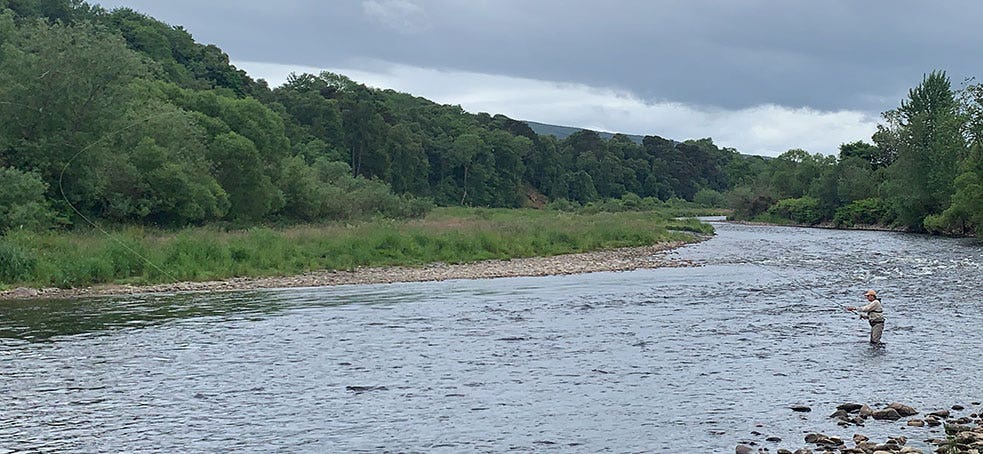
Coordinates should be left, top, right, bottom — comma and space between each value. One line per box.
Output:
92, 0, 983, 157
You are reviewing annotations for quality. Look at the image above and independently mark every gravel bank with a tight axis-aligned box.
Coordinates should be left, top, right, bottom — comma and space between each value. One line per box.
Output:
1, 240, 698, 300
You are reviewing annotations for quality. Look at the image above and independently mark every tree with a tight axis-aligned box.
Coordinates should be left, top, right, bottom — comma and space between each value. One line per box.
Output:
340, 86, 389, 178
563, 170, 599, 203
0, 166, 53, 231
99, 102, 229, 225
882, 71, 966, 230
274, 72, 346, 152
0, 18, 147, 220
448, 133, 483, 205
925, 80, 983, 235
839, 140, 892, 169
386, 124, 429, 195
208, 132, 282, 221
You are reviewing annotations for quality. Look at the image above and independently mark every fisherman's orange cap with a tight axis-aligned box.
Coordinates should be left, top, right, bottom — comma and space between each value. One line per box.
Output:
864, 289, 877, 296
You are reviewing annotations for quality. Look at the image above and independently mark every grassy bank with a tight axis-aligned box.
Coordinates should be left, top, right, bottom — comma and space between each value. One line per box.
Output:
0, 207, 713, 289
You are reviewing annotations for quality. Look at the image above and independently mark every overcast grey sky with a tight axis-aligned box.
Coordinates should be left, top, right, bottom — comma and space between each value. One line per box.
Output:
92, 0, 983, 156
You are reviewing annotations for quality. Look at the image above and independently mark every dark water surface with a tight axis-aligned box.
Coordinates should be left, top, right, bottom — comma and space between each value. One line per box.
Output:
2, 222, 981, 452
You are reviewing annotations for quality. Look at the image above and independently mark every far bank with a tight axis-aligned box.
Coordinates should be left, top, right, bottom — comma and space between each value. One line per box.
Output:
0, 208, 714, 300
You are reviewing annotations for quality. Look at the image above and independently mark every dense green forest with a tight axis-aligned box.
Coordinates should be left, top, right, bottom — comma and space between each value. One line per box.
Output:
1, 0, 980, 237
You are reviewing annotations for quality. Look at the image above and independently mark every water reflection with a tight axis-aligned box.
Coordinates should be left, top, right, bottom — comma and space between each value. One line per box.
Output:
0, 222, 980, 452
0, 291, 296, 342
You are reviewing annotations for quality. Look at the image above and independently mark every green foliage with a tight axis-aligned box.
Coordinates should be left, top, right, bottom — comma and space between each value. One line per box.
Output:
693, 188, 726, 207
104, 7, 263, 96
726, 186, 776, 220
546, 198, 580, 212
100, 102, 229, 225
0, 166, 53, 231
2, 2, 976, 242
924, 148, 983, 236
0, 208, 709, 288
832, 198, 893, 227
0, 232, 37, 283
208, 131, 282, 220
883, 71, 966, 231
0, 18, 147, 218
839, 140, 892, 169
767, 197, 823, 225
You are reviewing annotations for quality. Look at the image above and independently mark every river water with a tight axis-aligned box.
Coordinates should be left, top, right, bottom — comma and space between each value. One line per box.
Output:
1, 222, 980, 453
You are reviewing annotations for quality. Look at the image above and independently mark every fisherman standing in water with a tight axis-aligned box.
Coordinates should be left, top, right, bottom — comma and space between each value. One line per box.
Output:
846, 289, 884, 344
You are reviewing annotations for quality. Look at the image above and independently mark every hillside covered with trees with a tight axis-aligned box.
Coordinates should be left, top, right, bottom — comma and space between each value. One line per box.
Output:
1, 0, 979, 237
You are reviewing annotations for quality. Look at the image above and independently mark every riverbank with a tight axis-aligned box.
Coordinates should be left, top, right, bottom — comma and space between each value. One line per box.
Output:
726, 219, 910, 233
737, 401, 983, 454
727, 218, 978, 238
0, 208, 714, 297
0, 240, 698, 300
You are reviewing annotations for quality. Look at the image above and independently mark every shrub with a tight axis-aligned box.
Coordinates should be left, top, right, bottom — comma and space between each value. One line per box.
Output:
0, 167, 54, 233
546, 198, 580, 212
767, 197, 823, 225
693, 188, 726, 207
832, 198, 893, 227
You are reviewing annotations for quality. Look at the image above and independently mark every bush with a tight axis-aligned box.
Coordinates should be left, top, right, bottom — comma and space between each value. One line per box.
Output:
832, 198, 893, 227
693, 188, 726, 207
767, 197, 823, 225
726, 187, 775, 220
546, 198, 580, 212
619, 192, 643, 210
0, 167, 54, 232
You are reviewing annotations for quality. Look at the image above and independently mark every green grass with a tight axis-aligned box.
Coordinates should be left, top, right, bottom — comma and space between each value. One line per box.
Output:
0, 207, 713, 289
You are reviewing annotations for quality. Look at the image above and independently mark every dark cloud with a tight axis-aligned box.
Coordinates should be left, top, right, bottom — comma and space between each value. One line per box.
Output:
93, 0, 983, 114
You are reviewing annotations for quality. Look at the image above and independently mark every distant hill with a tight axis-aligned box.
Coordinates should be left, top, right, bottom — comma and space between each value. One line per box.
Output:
523, 121, 648, 144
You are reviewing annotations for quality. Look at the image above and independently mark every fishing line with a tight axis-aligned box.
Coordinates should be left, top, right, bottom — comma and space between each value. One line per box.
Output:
6, 99, 183, 282
744, 259, 854, 314
54, 109, 186, 284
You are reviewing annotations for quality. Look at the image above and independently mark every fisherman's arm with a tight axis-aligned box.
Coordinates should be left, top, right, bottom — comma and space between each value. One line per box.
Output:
845, 301, 874, 318
854, 301, 876, 313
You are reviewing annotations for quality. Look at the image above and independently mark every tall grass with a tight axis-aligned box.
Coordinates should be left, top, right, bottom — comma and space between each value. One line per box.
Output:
0, 208, 712, 289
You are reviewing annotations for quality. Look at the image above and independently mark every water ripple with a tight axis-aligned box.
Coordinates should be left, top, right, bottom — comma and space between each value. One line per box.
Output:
1, 223, 980, 452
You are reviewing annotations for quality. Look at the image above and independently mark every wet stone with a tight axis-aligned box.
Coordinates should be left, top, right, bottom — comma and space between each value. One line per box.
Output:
888, 402, 918, 417
872, 408, 902, 420
837, 403, 864, 413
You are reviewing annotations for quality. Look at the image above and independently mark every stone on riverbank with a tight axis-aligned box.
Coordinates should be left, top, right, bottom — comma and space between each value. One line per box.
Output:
837, 403, 864, 412
888, 402, 918, 416
871, 407, 902, 420
859, 404, 874, 417
750, 401, 981, 454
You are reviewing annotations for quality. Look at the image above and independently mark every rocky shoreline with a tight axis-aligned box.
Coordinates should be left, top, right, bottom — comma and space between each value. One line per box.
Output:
0, 240, 697, 301
737, 401, 983, 454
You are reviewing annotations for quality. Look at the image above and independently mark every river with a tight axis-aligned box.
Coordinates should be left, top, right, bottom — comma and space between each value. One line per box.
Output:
1, 221, 980, 452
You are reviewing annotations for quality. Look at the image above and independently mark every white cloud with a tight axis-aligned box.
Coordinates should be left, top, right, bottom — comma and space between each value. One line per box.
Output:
362, 0, 431, 33
235, 60, 879, 157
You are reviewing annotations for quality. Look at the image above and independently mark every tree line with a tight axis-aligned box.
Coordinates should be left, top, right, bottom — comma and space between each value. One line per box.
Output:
0, 1, 979, 237
727, 71, 982, 236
